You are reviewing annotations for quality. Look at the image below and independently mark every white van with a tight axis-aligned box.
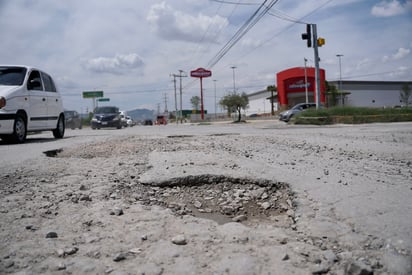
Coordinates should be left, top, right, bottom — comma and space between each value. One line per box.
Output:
0, 65, 65, 143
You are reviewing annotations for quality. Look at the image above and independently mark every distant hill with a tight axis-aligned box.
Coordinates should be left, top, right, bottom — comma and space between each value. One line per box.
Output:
126, 108, 156, 121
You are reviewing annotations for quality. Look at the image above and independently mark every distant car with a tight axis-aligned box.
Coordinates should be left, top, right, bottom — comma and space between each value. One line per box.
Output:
125, 116, 135, 127
64, 110, 82, 129
0, 65, 65, 143
143, 119, 153, 126
155, 115, 167, 125
119, 110, 128, 128
90, 106, 122, 129
279, 103, 316, 122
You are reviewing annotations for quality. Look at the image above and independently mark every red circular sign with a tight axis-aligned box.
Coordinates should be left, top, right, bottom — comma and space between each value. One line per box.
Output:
190, 68, 212, 78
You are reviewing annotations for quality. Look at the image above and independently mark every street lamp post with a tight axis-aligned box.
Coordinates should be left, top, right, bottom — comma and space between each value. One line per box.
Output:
336, 54, 344, 106
231, 66, 237, 93
213, 80, 217, 119
304, 58, 308, 104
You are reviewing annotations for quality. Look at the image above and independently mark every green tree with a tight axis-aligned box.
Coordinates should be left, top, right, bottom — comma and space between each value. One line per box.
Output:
325, 81, 338, 107
400, 83, 411, 107
219, 92, 249, 122
190, 96, 200, 111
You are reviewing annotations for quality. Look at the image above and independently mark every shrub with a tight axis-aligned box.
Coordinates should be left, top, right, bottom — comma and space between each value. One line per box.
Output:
295, 106, 412, 125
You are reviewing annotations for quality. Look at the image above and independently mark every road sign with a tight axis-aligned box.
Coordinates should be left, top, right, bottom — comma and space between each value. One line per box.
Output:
97, 98, 110, 102
190, 68, 212, 78
82, 91, 103, 98
190, 68, 212, 120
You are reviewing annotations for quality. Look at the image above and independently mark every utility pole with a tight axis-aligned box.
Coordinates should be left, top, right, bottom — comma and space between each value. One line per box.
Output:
312, 24, 321, 109
302, 23, 325, 109
170, 72, 187, 123
163, 93, 168, 114
178, 70, 187, 123
156, 103, 161, 115
170, 74, 178, 124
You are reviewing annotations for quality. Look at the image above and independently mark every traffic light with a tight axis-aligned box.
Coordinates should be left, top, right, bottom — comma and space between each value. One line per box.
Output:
317, 37, 325, 47
301, 24, 312, 48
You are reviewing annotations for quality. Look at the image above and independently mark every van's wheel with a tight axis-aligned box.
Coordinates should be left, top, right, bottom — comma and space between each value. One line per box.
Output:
53, 115, 65, 139
12, 115, 27, 143
2, 115, 27, 143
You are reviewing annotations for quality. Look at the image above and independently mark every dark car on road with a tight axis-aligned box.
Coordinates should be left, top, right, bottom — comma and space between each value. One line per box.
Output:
143, 119, 153, 126
64, 110, 82, 129
90, 106, 122, 129
279, 102, 316, 122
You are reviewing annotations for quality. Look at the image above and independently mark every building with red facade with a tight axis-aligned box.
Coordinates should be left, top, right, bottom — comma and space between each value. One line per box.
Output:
276, 67, 326, 109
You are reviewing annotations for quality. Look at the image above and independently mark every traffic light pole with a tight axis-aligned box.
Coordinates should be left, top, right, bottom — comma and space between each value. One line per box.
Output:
311, 24, 321, 109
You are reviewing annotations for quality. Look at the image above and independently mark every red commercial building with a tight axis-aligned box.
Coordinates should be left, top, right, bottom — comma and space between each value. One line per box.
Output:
276, 67, 326, 109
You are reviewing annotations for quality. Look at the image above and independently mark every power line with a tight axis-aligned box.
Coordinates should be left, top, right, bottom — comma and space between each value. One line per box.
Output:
206, 0, 280, 69
339, 69, 412, 80
231, 0, 334, 61
61, 87, 173, 97
209, 0, 260, 5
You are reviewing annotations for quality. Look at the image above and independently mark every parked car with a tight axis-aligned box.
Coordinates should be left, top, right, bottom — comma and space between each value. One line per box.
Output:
0, 65, 65, 143
279, 102, 316, 122
64, 110, 82, 129
90, 106, 122, 129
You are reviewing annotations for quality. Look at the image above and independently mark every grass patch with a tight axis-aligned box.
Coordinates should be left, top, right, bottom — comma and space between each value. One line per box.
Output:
294, 106, 412, 125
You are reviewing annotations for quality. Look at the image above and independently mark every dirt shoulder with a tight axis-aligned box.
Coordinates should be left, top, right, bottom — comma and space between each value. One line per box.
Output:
0, 122, 411, 274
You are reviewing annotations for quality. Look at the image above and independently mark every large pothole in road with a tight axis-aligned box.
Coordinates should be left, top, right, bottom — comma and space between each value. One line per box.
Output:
118, 175, 296, 226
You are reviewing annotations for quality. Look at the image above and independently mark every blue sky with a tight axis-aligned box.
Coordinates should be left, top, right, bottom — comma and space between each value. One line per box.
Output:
1, 0, 411, 113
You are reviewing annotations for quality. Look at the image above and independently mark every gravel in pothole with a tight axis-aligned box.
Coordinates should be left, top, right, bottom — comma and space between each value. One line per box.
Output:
111, 175, 296, 226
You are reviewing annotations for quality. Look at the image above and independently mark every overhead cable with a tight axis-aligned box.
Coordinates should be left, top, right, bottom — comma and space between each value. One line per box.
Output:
206, 0, 279, 69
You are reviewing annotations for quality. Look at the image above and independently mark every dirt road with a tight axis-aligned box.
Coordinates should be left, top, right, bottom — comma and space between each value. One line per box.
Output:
1, 121, 411, 274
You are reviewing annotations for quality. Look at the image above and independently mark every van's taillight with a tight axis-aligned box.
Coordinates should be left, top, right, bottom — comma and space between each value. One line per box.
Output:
0, 97, 6, 108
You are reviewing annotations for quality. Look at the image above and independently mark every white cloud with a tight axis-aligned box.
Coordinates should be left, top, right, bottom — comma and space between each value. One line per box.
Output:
393, 47, 410, 59
371, 0, 412, 17
146, 2, 228, 43
382, 55, 390, 63
382, 47, 410, 62
1, 1, 411, 111
83, 53, 144, 74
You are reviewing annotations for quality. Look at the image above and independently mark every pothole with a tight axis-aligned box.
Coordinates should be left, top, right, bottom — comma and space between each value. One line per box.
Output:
119, 175, 296, 226
43, 148, 63, 157
167, 135, 194, 138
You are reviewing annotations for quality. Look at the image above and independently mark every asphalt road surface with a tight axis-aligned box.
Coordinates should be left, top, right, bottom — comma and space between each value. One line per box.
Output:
1, 120, 411, 274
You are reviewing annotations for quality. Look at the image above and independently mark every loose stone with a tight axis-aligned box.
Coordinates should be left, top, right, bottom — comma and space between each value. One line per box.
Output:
232, 215, 247, 222
113, 252, 127, 262
110, 208, 124, 216
261, 202, 271, 210
46, 232, 58, 238
172, 234, 187, 245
